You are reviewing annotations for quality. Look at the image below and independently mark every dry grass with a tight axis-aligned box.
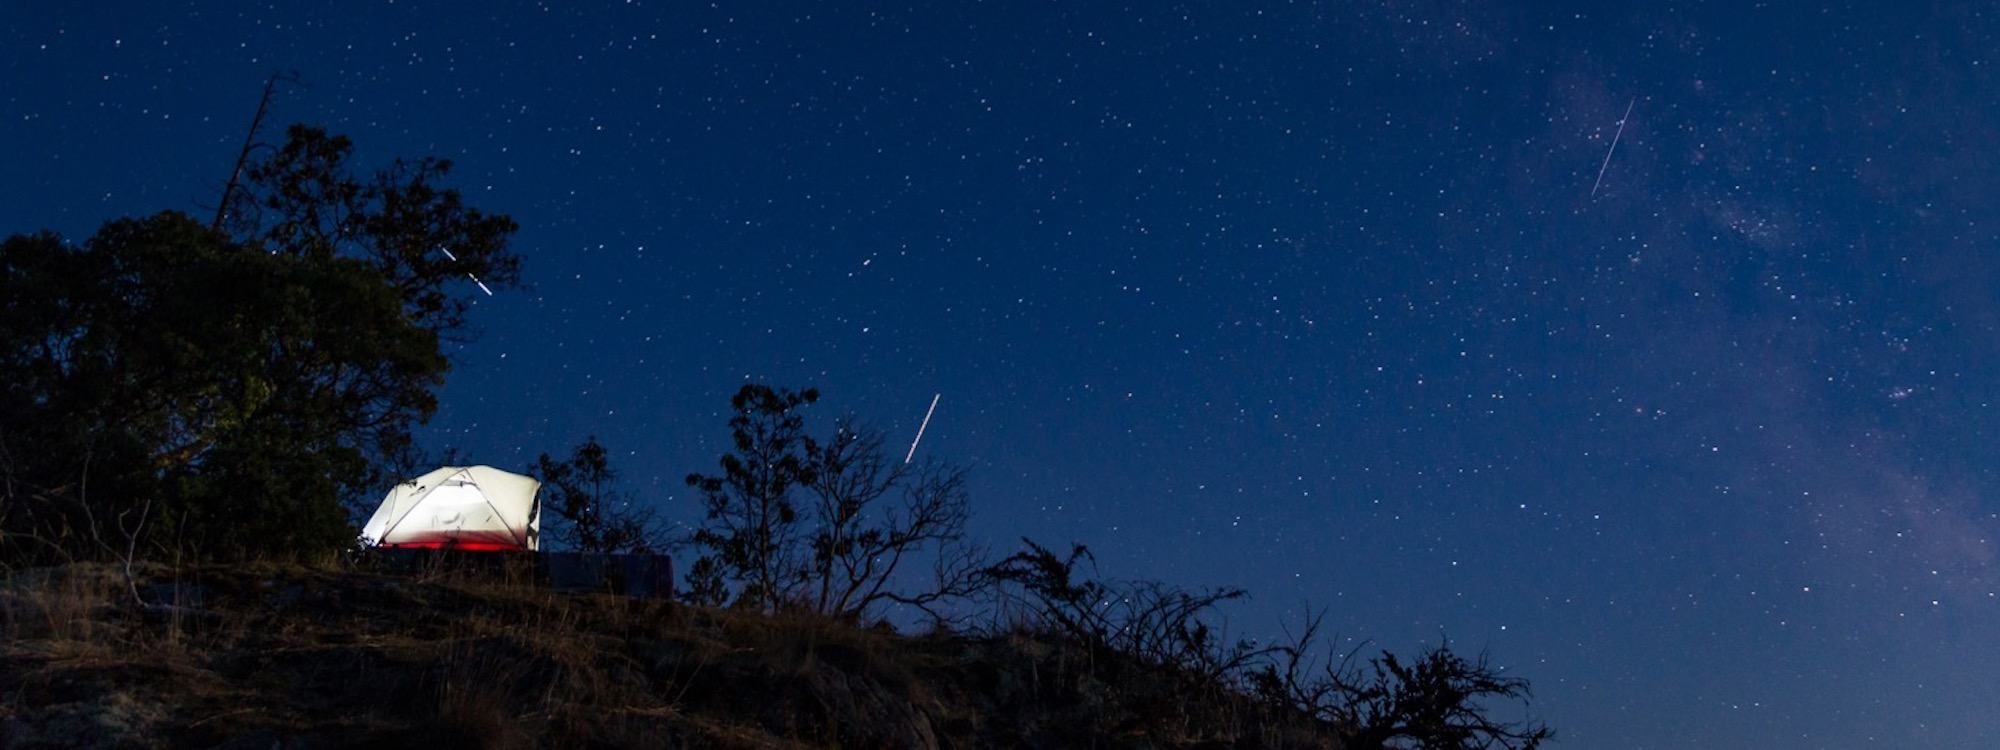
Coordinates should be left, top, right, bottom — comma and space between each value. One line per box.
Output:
0, 561, 1339, 749
0, 564, 120, 653
433, 643, 538, 750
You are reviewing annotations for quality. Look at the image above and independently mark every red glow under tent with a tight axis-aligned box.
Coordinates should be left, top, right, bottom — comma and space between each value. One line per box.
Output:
360, 465, 542, 552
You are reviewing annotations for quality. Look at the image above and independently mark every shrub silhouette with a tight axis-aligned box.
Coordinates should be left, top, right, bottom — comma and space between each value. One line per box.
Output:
684, 384, 987, 621
1250, 608, 1553, 749
990, 537, 1552, 749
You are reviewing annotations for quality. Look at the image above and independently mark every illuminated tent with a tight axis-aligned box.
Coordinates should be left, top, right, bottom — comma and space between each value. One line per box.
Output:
360, 466, 542, 551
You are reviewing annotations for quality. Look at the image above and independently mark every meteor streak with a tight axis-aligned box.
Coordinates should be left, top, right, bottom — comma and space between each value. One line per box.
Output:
905, 393, 941, 464
1590, 97, 1636, 198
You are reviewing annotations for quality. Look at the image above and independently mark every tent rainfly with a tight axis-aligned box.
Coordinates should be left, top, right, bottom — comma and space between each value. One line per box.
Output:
361, 465, 542, 551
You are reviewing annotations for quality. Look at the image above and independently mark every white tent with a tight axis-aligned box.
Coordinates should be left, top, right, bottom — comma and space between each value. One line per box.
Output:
361, 465, 542, 551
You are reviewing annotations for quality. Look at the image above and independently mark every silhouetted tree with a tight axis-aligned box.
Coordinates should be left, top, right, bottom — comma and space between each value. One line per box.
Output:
533, 436, 658, 554
230, 125, 519, 338
683, 386, 988, 619
801, 416, 987, 621
679, 555, 730, 607
684, 384, 819, 609
0, 123, 518, 561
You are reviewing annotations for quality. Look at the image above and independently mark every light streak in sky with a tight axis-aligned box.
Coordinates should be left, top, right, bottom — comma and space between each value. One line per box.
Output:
905, 393, 941, 464
437, 246, 494, 296
1590, 97, 1636, 198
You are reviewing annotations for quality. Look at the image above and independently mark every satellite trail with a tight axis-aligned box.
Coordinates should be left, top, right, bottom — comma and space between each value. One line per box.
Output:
437, 247, 495, 296
1590, 97, 1636, 198
905, 393, 941, 464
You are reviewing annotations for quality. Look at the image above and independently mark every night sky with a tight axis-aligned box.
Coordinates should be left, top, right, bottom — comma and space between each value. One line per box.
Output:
6, 2, 1999, 746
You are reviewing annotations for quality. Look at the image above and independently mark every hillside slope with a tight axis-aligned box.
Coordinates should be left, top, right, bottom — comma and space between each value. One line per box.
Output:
0, 562, 1334, 749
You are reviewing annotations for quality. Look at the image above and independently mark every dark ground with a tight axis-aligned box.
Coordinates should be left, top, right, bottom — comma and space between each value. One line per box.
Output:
0, 562, 1335, 749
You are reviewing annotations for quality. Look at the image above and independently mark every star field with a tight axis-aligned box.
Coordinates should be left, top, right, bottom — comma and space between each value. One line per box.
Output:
6, 2, 2000, 746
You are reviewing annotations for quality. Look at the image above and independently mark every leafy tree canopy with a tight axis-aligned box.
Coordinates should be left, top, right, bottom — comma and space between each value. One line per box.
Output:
0, 125, 517, 561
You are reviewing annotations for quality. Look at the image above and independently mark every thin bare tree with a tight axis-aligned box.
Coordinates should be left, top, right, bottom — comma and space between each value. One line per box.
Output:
803, 416, 985, 621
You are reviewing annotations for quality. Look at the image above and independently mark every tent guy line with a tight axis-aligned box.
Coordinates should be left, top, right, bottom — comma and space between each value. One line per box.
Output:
905, 393, 941, 464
